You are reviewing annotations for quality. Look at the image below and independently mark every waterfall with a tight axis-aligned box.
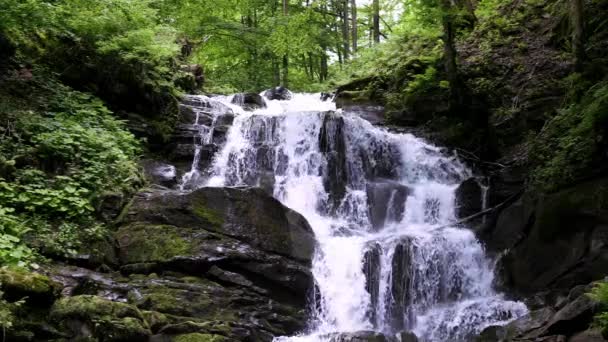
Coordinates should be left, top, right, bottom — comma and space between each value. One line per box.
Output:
183, 93, 527, 341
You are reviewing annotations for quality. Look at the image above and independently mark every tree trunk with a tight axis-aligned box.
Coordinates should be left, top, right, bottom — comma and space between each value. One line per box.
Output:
572, 0, 585, 71
351, 0, 358, 53
341, 0, 350, 60
441, 0, 460, 107
372, 0, 380, 44
282, 0, 289, 86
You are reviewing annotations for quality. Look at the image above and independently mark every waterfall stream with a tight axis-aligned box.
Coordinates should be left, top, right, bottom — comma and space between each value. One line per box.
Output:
180, 93, 527, 341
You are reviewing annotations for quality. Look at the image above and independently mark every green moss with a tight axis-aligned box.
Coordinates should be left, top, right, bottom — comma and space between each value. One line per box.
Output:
191, 202, 224, 229
142, 310, 169, 331
51, 295, 151, 341
173, 333, 228, 342
115, 224, 193, 263
534, 179, 608, 241
51, 295, 144, 321
0, 267, 60, 299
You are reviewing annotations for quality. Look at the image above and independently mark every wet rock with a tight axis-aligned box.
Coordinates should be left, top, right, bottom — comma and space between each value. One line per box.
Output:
232, 93, 266, 111
363, 242, 382, 327
455, 177, 483, 219
263, 86, 292, 100
121, 187, 315, 262
141, 160, 178, 188
395, 331, 419, 342
320, 92, 334, 101
366, 180, 410, 230
329, 331, 392, 342
319, 113, 347, 213
389, 239, 413, 331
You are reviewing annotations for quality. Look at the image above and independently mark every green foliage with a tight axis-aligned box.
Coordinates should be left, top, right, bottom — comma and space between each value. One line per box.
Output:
0, 207, 35, 267
530, 80, 608, 191
0, 74, 141, 265
589, 281, 608, 336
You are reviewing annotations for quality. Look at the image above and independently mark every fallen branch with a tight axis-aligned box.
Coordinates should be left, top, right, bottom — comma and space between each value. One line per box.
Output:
435, 189, 524, 230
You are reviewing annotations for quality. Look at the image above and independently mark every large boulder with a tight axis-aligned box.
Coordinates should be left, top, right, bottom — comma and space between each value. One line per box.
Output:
366, 180, 410, 230
232, 93, 266, 111
329, 331, 392, 342
263, 87, 292, 101
120, 187, 315, 262
455, 177, 483, 219
486, 177, 608, 294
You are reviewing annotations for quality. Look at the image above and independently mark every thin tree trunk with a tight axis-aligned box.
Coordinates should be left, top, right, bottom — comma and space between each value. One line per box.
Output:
282, 0, 289, 87
341, 0, 350, 60
351, 0, 358, 53
441, 0, 460, 107
372, 0, 380, 43
572, 0, 585, 71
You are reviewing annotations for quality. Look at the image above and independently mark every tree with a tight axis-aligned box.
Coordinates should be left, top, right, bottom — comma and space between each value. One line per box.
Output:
351, 0, 358, 52
282, 0, 289, 87
571, 0, 585, 71
372, 0, 380, 44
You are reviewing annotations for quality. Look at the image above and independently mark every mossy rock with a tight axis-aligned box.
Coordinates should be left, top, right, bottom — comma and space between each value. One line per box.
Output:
173, 333, 228, 342
50, 295, 151, 342
115, 223, 193, 264
0, 267, 61, 304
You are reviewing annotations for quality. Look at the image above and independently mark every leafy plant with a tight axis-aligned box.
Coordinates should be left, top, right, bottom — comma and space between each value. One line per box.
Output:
588, 281, 608, 337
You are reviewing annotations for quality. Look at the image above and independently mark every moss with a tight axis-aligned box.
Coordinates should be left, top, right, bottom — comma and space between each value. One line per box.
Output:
191, 202, 224, 229
51, 295, 144, 321
0, 267, 60, 302
142, 310, 169, 331
50, 295, 151, 341
173, 333, 228, 342
115, 224, 193, 263
534, 178, 608, 241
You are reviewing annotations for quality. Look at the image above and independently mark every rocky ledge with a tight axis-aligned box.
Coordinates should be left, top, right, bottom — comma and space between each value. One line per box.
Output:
2, 186, 316, 342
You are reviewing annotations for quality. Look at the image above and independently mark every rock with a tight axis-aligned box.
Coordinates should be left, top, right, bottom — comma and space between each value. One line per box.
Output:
455, 177, 483, 219
329, 331, 392, 342
50, 295, 151, 342
141, 160, 178, 188
568, 328, 606, 342
231, 93, 266, 111
363, 242, 382, 327
320, 92, 334, 101
480, 193, 536, 253
172, 333, 229, 342
319, 113, 347, 212
498, 177, 608, 293
540, 293, 599, 337
97, 191, 127, 222
113, 186, 315, 332
498, 307, 555, 340
0, 268, 61, 305
395, 331, 418, 342
475, 325, 508, 342
366, 180, 410, 230
120, 187, 315, 262
389, 239, 413, 331
263, 86, 292, 100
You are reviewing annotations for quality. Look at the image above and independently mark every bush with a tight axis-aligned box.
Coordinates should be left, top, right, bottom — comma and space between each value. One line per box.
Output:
530, 81, 608, 191
0, 75, 141, 265
589, 281, 608, 337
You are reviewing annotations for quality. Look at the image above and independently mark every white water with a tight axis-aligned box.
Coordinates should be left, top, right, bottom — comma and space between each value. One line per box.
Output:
182, 93, 527, 341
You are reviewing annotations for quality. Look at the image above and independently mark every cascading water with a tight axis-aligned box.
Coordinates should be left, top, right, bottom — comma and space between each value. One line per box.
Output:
181, 92, 528, 341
